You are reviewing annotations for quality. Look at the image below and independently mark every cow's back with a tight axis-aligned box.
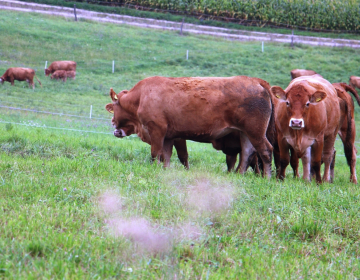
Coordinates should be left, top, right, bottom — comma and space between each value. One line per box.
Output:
290, 69, 317, 80
49, 61, 76, 72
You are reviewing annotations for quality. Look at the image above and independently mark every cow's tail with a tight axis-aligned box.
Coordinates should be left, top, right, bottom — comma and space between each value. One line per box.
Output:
258, 79, 277, 174
35, 75, 42, 87
344, 101, 353, 168
258, 79, 276, 146
341, 82, 360, 106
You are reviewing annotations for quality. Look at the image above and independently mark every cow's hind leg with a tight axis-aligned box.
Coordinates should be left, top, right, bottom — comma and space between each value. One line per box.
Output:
236, 132, 257, 175
162, 139, 174, 168
243, 132, 273, 178
339, 119, 357, 184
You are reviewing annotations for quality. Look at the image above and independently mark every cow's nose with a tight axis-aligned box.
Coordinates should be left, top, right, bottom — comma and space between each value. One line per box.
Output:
289, 118, 304, 130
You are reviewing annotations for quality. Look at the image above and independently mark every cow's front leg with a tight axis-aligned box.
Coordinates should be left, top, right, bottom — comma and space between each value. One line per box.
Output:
290, 147, 300, 178
277, 137, 290, 180
311, 140, 324, 184
321, 136, 336, 183
301, 147, 311, 181
147, 122, 167, 166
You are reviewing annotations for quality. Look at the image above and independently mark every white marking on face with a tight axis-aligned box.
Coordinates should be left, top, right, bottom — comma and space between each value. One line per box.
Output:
289, 118, 305, 129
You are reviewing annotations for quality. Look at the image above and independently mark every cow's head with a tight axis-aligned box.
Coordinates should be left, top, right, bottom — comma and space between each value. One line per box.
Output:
105, 88, 135, 138
271, 83, 327, 130
45, 69, 51, 76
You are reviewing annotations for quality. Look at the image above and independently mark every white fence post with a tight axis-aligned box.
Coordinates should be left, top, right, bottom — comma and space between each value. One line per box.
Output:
90, 105, 92, 119
45, 61, 48, 69
186, 50, 189, 60
112, 60, 115, 73
262, 42, 264, 53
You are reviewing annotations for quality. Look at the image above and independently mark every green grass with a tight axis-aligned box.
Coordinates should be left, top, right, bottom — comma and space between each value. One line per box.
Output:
1, 9, 360, 279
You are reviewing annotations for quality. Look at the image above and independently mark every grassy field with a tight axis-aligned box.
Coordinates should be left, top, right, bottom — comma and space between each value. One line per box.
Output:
1, 9, 360, 279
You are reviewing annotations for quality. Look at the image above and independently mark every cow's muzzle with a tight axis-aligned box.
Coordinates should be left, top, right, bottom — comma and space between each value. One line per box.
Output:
114, 129, 126, 138
289, 118, 304, 130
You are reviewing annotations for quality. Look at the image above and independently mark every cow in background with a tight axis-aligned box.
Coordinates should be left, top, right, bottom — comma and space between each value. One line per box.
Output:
45, 61, 76, 77
0, 67, 41, 89
349, 76, 360, 91
290, 69, 318, 80
331, 82, 358, 184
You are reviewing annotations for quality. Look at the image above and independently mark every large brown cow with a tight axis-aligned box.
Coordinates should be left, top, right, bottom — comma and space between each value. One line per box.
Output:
106, 102, 263, 174
105, 76, 275, 178
290, 69, 317, 80
270, 75, 341, 183
45, 61, 76, 76
0, 67, 42, 89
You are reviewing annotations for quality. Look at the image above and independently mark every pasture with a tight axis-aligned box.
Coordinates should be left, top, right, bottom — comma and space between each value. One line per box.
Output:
1, 9, 360, 279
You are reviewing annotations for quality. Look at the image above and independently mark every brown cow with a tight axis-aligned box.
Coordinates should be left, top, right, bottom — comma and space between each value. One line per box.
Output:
276, 82, 358, 184
107, 102, 263, 174
51, 70, 67, 82
270, 75, 341, 183
105, 76, 275, 178
290, 69, 317, 80
349, 76, 360, 91
0, 67, 42, 89
45, 61, 76, 76
51, 70, 77, 82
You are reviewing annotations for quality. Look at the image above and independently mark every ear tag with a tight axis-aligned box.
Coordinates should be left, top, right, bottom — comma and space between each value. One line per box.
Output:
110, 110, 114, 114
276, 94, 280, 99
114, 95, 118, 100
316, 97, 321, 102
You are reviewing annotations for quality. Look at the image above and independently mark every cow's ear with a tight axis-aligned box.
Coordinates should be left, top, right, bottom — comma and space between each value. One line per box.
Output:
270, 86, 286, 100
105, 103, 114, 114
110, 88, 118, 102
310, 91, 327, 103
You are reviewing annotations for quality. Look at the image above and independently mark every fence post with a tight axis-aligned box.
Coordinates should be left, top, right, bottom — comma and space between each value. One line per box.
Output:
291, 30, 294, 48
90, 105, 92, 119
186, 50, 189, 60
45, 61, 47, 69
262, 42, 264, 53
74, 4, 77, 21
180, 17, 185, 35
112, 60, 115, 73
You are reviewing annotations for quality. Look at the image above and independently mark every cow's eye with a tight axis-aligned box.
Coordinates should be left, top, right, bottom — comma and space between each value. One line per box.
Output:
305, 102, 310, 107
286, 101, 290, 107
